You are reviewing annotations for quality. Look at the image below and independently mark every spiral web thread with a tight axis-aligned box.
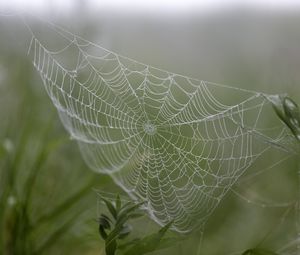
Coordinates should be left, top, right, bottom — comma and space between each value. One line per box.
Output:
26, 20, 296, 233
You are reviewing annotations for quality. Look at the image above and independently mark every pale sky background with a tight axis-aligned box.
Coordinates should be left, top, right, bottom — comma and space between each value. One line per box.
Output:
1, 0, 300, 13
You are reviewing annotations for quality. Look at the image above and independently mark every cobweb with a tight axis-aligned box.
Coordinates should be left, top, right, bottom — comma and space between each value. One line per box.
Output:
25, 18, 298, 233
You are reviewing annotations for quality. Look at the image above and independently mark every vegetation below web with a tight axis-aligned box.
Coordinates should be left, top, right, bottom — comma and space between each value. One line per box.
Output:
98, 194, 177, 255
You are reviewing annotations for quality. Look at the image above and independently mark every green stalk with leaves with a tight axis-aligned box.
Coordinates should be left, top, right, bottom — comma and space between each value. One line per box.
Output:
98, 195, 176, 255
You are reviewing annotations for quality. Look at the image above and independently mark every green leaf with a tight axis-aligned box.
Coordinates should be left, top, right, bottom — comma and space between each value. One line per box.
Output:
115, 194, 121, 214
269, 94, 300, 142
98, 214, 112, 240
118, 224, 132, 239
123, 221, 174, 255
101, 197, 117, 220
269, 95, 286, 121
242, 248, 279, 255
283, 97, 300, 122
99, 214, 111, 230
99, 225, 108, 240
127, 212, 144, 219
283, 97, 300, 141
116, 201, 145, 226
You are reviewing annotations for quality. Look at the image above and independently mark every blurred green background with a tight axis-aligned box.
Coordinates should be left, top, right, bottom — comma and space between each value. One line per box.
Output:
0, 4, 300, 255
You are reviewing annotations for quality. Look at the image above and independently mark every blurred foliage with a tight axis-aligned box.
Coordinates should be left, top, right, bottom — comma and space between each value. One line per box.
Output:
0, 97, 107, 254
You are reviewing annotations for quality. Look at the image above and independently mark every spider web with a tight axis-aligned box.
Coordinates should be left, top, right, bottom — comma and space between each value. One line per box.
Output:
26, 19, 297, 233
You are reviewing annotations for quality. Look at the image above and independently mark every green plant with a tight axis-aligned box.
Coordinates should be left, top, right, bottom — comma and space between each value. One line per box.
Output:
98, 195, 176, 255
